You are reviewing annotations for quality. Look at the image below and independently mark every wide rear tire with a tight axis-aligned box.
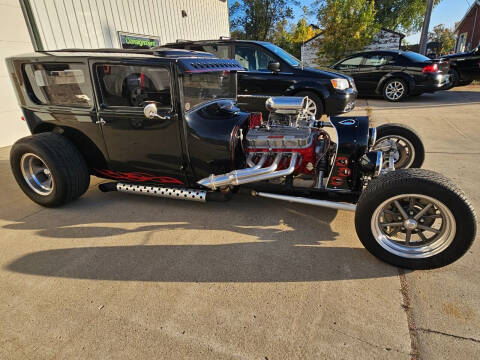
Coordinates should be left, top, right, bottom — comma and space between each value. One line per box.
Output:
355, 169, 476, 269
10, 133, 90, 207
374, 123, 425, 169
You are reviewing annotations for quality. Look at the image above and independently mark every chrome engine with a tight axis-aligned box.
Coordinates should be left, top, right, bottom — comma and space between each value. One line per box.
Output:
198, 96, 332, 190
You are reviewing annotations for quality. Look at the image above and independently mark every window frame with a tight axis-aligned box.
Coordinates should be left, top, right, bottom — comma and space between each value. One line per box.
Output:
234, 44, 282, 73
336, 55, 366, 70
93, 61, 174, 112
362, 53, 397, 67
22, 62, 94, 109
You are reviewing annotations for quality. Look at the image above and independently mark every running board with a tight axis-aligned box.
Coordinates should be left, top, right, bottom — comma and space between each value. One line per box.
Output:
251, 191, 357, 212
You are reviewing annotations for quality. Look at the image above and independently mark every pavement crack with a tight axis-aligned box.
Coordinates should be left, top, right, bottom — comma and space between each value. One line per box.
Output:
398, 268, 421, 360
328, 327, 409, 355
417, 328, 480, 343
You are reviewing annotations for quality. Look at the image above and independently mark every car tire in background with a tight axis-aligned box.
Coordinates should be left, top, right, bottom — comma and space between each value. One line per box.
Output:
447, 68, 459, 89
382, 78, 408, 102
294, 91, 324, 119
10, 132, 90, 207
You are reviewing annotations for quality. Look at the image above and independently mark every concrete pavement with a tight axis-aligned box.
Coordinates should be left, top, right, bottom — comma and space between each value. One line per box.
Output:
0, 87, 479, 359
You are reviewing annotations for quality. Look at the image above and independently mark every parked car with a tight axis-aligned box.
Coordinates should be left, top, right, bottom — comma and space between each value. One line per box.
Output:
331, 50, 450, 101
5, 49, 476, 269
162, 39, 357, 118
441, 45, 480, 88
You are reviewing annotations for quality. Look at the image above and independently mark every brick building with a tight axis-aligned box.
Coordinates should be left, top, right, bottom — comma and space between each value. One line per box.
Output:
455, 0, 480, 52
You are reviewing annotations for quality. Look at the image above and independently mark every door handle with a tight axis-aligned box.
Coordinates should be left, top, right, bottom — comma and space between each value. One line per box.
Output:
96, 118, 106, 125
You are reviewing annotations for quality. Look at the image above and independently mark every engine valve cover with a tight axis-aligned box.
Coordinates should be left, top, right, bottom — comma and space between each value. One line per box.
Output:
246, 126, 312, 150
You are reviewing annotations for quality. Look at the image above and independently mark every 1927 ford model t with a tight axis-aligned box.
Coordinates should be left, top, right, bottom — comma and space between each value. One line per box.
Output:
6, 48, 476, 269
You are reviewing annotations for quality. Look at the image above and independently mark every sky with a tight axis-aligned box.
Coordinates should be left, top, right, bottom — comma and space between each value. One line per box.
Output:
290, 0, 473, 44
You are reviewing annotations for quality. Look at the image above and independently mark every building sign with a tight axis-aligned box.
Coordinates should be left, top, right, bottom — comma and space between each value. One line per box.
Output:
118, 32, 160, 49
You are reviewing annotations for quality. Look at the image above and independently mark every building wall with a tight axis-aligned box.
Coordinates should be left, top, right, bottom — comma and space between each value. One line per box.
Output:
30, 0, 230, 50
0, 0, 33, 147
301, 30, 402, 67
455, 4, 480, 52
0, 0, 229, 147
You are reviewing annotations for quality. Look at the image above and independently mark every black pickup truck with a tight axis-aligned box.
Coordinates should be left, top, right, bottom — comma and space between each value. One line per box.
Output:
442, 45, 480, 87
4, 48, 476, 269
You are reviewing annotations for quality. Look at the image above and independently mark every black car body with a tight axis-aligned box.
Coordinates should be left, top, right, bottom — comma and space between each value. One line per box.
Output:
332, 50, 450, 101
441, 45, 480, 87
5, 49, 476, 270
163, 39, 357, 117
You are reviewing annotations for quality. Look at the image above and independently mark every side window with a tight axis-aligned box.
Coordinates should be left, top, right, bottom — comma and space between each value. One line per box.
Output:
364, 54, 396, 67
336, 56, 364, 70
235, 46, 276, 71
24, 63, 93, 107
96, 64, 171, 108
189, 45, 230, 59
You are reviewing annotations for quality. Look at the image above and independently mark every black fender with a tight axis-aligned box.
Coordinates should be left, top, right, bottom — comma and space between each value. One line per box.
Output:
285, 81, 330, 100
327, 116, 370, 191
375, 72, 415, 95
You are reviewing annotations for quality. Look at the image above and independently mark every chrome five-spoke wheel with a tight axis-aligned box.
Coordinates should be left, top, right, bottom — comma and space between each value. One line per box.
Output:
371, 194, 456, 259
304, 96, 317, 117
20, 153, 54, 196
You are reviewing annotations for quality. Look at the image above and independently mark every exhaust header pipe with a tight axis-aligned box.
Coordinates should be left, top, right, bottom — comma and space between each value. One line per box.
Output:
197, 153, 298, 190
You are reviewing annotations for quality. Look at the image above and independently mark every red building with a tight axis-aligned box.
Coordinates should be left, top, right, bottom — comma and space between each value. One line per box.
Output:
455, 0, 480, 52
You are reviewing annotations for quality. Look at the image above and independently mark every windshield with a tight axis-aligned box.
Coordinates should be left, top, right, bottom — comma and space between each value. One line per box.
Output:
260, 42, 301, 67
403, 52, 431, 63
182, 71, 237, 111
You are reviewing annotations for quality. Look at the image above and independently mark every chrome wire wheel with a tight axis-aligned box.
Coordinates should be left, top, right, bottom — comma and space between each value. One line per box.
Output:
371, 194, 456, 259
375, 135, 415, 169
385, 81, 405, 101
20, 153, 54, 196
304, 97, 317, 117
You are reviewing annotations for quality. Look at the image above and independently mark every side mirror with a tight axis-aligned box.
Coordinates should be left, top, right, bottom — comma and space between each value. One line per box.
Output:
267, 61, 281, 73
143, 103, 171, 120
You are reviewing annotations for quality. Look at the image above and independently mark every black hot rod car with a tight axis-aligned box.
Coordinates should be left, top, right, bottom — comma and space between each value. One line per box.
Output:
6, 48, 476, 269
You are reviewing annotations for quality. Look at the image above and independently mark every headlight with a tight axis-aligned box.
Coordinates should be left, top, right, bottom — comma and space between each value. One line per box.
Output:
331, 78, 350, 90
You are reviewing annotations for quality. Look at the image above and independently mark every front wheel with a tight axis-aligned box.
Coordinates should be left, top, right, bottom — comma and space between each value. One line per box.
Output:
355, 169, 476, 269
295, 91, 324, 119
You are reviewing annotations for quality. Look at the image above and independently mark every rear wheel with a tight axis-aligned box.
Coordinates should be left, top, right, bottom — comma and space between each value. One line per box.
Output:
373, 123, 425, 169
355, 169, 476, 269
382, 78, 408, 102
10, 133, 90, 207
295, 91, 324, 119
447, 68, 459, 89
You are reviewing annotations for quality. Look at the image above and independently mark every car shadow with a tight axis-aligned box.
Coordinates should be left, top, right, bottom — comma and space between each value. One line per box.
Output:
1, 181, 402, 282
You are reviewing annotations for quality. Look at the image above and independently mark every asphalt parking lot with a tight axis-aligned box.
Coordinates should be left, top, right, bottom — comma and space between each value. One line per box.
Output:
1, 86, 479, 359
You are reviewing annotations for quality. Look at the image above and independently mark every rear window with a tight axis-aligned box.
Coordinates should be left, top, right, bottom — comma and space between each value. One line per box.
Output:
402, 52, 430, 63
24, 63, 93, 107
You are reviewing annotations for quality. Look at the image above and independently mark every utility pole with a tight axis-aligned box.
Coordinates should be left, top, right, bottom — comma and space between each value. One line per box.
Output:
419, 0, 435, 55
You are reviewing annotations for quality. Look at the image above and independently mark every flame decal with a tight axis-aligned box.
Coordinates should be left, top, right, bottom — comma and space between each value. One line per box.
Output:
95, 169, 184, 185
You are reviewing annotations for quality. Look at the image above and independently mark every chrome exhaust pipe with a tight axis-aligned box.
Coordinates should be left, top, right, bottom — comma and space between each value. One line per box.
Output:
251, 191, 356, 212
197, 153, 298, 190
116, 183, 207, 202
197, 153, 284, 190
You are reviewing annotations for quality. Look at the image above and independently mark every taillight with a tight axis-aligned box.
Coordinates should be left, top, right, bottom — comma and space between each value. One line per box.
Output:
422, 63, 438, 73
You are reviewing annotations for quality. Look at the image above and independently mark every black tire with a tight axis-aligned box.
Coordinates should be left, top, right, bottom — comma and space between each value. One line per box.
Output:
355, 169, 476, 269
382, 78, 408, 102
295, 91, 324, 119
447, 68, 459, 89
10, 133, 90, 207
375, 123, 425, 168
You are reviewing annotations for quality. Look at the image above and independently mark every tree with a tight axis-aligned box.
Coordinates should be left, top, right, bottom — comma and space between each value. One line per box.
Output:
373, 0, 443, 34
428, 24, 455, 55
229, 0, 299, 41
315, 0, 379, 64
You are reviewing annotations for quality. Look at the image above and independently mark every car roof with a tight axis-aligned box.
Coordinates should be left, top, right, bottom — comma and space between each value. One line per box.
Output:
10, 48, 215, 60
164, 39, 268, 46
347, 50, 405, 57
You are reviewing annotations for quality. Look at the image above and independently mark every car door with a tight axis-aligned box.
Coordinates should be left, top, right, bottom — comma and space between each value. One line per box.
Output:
361, 53, 398, 93
93, 60, 186, 184
234, 44, 293, 112
333, 55, 370, 93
